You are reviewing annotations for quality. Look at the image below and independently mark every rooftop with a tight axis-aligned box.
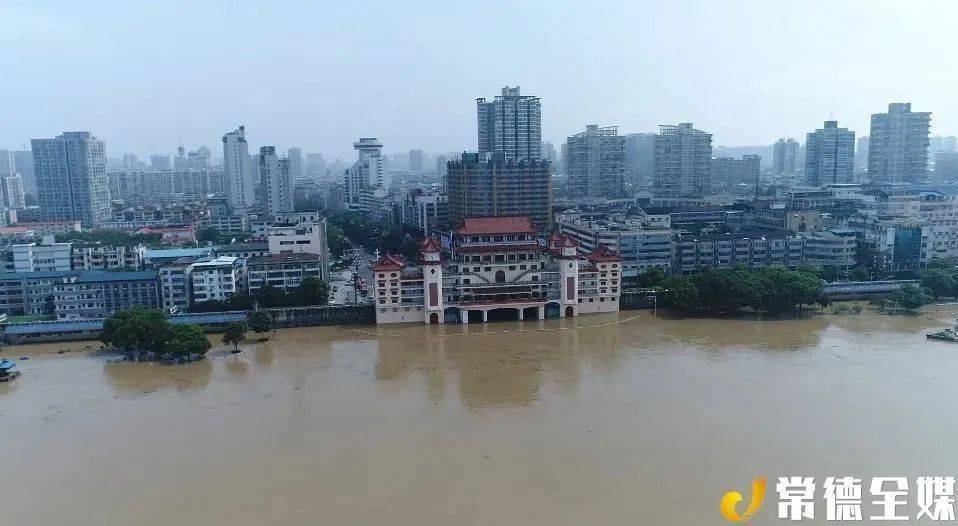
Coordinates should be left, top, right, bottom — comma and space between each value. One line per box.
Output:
75, 270, 158, 283
456, 216, 536, 235
248, 253, 324, 264
146, 247, 215, 259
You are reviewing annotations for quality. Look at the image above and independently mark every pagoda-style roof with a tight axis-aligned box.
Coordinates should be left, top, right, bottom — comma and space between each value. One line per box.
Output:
584, 245, 621, 263
418, 236, 442, 253
456, 216, 536, 235
371, 253, 407, 272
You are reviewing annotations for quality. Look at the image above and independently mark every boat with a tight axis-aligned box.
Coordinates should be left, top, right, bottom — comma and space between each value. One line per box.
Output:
927, 328, 958, 342
0, 359, 20, 382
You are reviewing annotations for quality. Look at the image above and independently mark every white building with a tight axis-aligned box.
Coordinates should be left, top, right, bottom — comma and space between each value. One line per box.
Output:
1, 174, 25, 210
12, 237, 72, 273
222, 126, 255, 213
344, 138, 386, 211
159, 257, 197, 313
266, 219, 329, 281
71, 244, 146, 270
190, 256, 245, 304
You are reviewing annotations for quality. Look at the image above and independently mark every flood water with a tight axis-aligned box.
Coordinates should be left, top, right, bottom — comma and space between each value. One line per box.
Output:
3, 307, 958, 525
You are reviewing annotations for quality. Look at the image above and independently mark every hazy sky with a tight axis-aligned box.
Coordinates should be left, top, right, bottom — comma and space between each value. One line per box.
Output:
2, 0, 956, 160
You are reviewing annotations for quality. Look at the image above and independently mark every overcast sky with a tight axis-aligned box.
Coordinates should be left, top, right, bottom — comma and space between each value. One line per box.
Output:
2, 0, 956, 160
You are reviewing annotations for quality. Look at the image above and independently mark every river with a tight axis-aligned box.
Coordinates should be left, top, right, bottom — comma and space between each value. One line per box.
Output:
2, 307, 958, 525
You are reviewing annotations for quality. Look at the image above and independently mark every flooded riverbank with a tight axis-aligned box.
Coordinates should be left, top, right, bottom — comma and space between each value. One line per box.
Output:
3, 307, 958, 525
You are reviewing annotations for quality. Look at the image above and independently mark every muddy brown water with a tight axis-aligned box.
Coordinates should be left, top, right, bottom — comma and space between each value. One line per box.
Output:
2, 308, 958, 525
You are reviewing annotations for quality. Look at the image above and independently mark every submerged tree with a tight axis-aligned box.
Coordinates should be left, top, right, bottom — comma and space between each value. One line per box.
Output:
222, 322, 247, 352
247, 311, 274, 339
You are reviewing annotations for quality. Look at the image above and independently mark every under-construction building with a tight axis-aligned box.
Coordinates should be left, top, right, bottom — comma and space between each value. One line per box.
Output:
445, 152, 552, 230
565, 125, 626, 198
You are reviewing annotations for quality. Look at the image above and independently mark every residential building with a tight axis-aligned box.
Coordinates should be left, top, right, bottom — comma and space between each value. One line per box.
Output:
772, 138, 800, 174
566, 125, 626, 198
0, 270, 77, 315
371, 216, 620, 324
854, 136, 870, 172
266, 219, 329, 281
867, 102, 931, 184
247, 253, 326, 294
215, 243, 268, 259
198, 215, 249, 236
435, 155, 448, 177
805, 121, 855, 186
654, 123, 712, 197
287, 147, 303, 181
222, 125, 255, 212
71, 244, 146, 270
158, 257, 198, 313
673, 232, 806, 274
710, 155, 760, 189
52, 270, 160, 320
144, 247, 215, 268
556, 213, 673, 276
934, 152, 958, 181
803, 229, 857, 268
31, 131, 111, 227
11, 238, 72, 272
190, 256, 245, 303
446, 152, 552, 230
401, 191, 448, 235
1, 174, 25, 210
409, 149, 424, 172
14, 220, 81, 237
150, 154, 171, 170
258, 146, 293, 216
476, 86, 542, 162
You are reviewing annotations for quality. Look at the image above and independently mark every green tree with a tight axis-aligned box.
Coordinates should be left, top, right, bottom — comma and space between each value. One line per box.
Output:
222, 322, 247, 351
850, 266, 871, 281
921, 269, 955, 299
101, 307, 174, 358
256, 284, 287, 308
927, 258, 955, 271
197, 226, 221, 244
662, 276, 700, 311
892, 284, 932, 311
247, 311, 274, 337
293, 276, 329, 306
164, 324, 212, 358
637, 267, 667, 288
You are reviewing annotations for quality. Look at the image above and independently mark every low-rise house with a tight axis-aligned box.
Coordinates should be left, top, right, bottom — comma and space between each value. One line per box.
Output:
52, 270, 160, 320
190, 256, 245, 303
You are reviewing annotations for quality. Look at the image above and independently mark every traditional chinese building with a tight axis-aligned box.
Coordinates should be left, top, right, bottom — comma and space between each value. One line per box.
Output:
371, 216, 621, 324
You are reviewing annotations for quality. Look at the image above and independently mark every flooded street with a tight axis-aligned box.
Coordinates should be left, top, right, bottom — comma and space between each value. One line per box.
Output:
3, 308, 958, 525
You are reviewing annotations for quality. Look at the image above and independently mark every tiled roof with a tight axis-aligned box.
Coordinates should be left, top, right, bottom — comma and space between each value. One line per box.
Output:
371, 254, 407, 271
418, 236, 442, 253
146, 247, 214, 259
456, 216, 536, 235
584, 246, 621, 262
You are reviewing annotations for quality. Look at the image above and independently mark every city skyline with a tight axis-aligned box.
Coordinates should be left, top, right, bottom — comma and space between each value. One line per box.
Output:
3, 1, 958, 159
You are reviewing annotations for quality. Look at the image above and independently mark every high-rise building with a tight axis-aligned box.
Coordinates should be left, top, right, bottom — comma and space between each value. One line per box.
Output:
306, 153, 326, 180
409, 149, 424, 172
930, 135, 958, 154
344, 138, 385, 210
476, 86, 541, 162
435, 155, 448, 176
287, 147, 303, 181
258, 146, 293, 216
122, 153, 139, 170
772, 138, 800, 174
854, 136, 870, 172
1, 174, 25, 210
710, 155, 760, 189
31, 131, 111, 227
867, 102, 931, 184
653, 123, 712, 197
565, 125, 626, 198
446, 152, 552, 230
623, 133, 656, 188
222, 126, 255, 213
12, 150, 36, 193
0, 150, 15, 176
804, 120, 855, 186
541, 142, 558, 168
150, 154, 171, 170
935, 152, 958, 181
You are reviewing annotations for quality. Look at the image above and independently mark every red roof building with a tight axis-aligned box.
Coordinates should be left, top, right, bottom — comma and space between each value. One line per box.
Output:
371, 253, 407, 272
455, 216, 536, 236
584, 245, 621, 263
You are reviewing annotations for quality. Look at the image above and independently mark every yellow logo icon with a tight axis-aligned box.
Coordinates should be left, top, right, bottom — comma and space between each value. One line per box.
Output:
721, 477, 767, 522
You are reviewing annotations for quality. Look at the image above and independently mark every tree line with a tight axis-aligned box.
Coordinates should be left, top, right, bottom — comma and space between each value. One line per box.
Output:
638, 266, 826, 315
101, 307, 211, 362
